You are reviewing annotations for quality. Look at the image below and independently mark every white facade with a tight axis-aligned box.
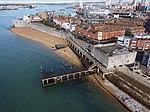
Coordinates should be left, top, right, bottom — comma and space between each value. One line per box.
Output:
61, 22, 70, 30
70, 24, 77, 32
12, 18, 30, 27
32, 15, 42, 21
91, 45, 137, 69
134, 32, 147, 39
53, 18, 78, 31
23, 15, 30, 20
142, 52, 150, 69
117, 36, 131, 48
53, 19, 62, 26
89, 9, 110, 15
114, 14, 119, 19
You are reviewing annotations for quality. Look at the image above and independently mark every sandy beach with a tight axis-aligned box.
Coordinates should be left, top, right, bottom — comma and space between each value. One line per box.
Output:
11, 26, 130, 112
11, 27, 83, 68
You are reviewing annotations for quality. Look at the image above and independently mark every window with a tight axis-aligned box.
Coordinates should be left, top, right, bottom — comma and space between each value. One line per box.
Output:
138, 43, 143, 46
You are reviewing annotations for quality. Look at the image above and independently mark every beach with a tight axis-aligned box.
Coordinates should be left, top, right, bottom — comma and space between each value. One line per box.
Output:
11, 26, 130, 112
11, 27, 83, 68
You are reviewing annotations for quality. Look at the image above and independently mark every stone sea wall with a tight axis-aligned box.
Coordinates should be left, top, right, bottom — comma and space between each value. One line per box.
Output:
106, 74, 150, 111
26, 23, 66, 38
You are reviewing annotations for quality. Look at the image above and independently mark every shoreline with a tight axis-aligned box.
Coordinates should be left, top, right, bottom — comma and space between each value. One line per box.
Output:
10, 26, 130, 112
87, 75, 131, 112
10, 27, 83, 70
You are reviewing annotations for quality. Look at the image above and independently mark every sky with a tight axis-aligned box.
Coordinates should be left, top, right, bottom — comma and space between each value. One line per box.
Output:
0, 0, 138, 4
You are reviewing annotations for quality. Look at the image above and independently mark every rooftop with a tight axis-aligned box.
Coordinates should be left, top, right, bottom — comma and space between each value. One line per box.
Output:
95, 44, 132, 56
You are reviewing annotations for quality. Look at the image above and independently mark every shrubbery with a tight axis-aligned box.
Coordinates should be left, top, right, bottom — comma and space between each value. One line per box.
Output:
42, 20, 61, 30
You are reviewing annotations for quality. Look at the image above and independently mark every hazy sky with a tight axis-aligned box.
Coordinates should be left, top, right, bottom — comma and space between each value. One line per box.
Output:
0, 0, 142, 4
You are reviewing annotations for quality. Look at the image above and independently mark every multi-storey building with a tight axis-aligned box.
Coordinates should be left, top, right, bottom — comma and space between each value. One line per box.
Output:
142, 51, 150, 68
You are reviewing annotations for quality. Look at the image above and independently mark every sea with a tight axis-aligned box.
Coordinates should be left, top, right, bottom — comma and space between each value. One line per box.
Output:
0, 4, 126, 112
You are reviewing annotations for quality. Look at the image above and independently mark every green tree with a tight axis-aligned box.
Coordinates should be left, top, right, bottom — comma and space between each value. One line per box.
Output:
125, 29, 132, 36
55, 25, 61, 30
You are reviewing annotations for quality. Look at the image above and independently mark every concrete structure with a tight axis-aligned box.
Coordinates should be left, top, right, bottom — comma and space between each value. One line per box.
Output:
142, 51, 150, 68
66, 34, 110, 73
117, 36, 131, 47
30, 15, 42, 22
41, 67, 97, 86
91, 44, 137, 69
41, 32, 114, 87
12, 14, 43, 27
12, 18, 30, 27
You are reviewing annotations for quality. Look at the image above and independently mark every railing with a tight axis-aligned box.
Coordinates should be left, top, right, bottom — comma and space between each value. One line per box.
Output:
65, 34, 109, 73
27, 23, 111, 73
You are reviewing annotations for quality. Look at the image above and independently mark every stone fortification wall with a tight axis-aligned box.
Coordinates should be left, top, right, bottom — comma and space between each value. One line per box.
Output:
26, 23, 66, 38
106, 74, 150, 110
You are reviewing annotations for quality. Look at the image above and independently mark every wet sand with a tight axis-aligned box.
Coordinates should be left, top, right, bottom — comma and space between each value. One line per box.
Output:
11, 26, 130, 112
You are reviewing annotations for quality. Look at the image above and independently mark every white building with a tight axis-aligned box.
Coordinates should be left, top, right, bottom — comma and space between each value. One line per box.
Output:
117, 36, 131, 48
134, 32, 150, 39
91, 44, 137, 69
31, 15, 42, 22
61, 22, 70, 30
53, 17, 79, 31
23, 15, 30, 21
53, 18, 62, 26
142, 51, 150, 68
88, 9, 111, 16
12, 18, 30, 27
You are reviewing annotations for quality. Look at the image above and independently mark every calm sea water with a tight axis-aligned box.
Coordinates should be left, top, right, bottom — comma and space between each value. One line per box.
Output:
0, 5, 126, 112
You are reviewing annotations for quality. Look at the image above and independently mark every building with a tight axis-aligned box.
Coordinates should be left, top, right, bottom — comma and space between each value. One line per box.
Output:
53, 16, 81, 31
96, 28, 125, 40
117, 36, 131, 47
130, 39, 150, 50
12, 18, 30, 27
29, 15, 42, 23
75, 24, 125, 41
74, 18, 145, 42
91, 44, 137, 69
142, 51, 150, 68
117, 32, 150, 50
54, 11, 70, 17
12, 14, 42, 27
130, 33, 150, 50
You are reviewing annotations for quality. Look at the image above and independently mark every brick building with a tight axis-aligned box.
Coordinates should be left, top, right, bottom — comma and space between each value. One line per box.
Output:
130, 39, 150, 50
74, 18, 145, 41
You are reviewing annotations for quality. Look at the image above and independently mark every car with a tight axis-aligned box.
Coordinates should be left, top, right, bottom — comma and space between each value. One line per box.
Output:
146, 76, 150, 80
